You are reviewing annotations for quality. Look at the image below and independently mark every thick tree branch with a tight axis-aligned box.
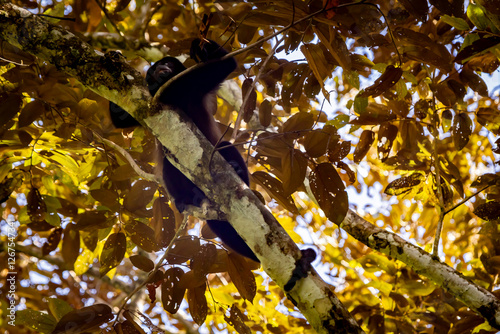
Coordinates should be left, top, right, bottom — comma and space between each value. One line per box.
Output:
342, 210, 500, 329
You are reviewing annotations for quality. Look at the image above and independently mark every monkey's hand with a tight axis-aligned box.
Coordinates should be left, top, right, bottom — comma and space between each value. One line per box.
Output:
190, 38, 229, 63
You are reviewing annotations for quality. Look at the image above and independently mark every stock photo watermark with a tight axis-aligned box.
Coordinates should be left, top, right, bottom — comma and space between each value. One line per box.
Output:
5, 217, 17, 327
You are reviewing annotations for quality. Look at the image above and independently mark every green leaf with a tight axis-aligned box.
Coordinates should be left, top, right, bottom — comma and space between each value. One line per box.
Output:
467, 3, 492, 30
441, 14, 470, 30
15, 309, 57, 334
48, 298, 74, 322
344, 70, 360, 89
353, 96, 368, 115
328, 114, 350, 129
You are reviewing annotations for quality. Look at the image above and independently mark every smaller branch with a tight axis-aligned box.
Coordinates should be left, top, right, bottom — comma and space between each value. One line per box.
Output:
232, 36, 284, 140
360, 2, 402, 66
444, 185, 491, 216
430, 83, 445, 257
36, 14, 76, 22
114, 215, 189, 323
224, 5, 329, 60
100, 137, 159, 183
7, 241, 134, 293
93, 0, 127, 42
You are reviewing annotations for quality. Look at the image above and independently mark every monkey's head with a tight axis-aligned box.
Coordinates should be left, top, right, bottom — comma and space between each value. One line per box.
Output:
146, 57, 186, 97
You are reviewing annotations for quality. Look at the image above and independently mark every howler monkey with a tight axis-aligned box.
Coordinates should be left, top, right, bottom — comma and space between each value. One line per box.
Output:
109, 39, 258, 262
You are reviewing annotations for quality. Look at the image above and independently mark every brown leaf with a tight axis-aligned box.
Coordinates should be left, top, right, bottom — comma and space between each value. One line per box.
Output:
242, 78, 257, 122
429, 0, 464, 16
358, 65, 403, 98
0, 93, 23, 128
124, 220, 159, 253
384, 173, 425, 196
151, 197, 176, 248
18, 99, 45, 128
42, 227, 63, 256
467, 52, 500, 73
82, 230, 98, 251
337, 161, 356, 184
455, 36, 500, 63
0, 177, 16, 204
448, 315, 486, 334
389, 291, 409, 308
459, 68, 488, 96
314, 25, 351, 70
435, 81, 457, 106
281, 149, 308, 196
300, 43, 330, 99
90, 189, 119, 210
351, 102, 397, 125
282, 112, 315, 135
62, 224, 80, 267
187, 283, 208, 325
167, 236, 201, 264
404, 47, 453, 73
377, 123, 398, 161
162, 267, 185, 314
179, 270, 206, 289
205, 249, 231, 273
414, 99, 429, 119
328, 140, 351, 162
190, 243, 217, 277
113, 320, 143, 334
110, 163, 137, 181
129, 254, 154, 272
26, 220, 54, 232
75, 211, 112, 232
255, 132, 293, 158
237, 24, 257, 44
224, 305, 252, 334
474, 201, 500, 221
477, 107, 500, 134
114, 0, 132, 12
99, 232, 126, 276
441, 109, 453, 132
399, 0, 428, 21
123, 180, 156, 214
52, 304, 113, 334
28, 187, 46, 223
309, 163, 348, 225
57, 197, 78, 218
452, 112, 472, 150
259, 99, 272, 127
303, 128, 339, 158
471, 173, 500, 188
438, 157, 464, 198
447, 79, 466, 100
227, 253, 257, 302
353, 130, 375, 163
252, 171, 298, 214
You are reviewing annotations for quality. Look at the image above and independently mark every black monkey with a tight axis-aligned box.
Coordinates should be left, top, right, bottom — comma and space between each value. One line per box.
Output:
109, 39, 259, 262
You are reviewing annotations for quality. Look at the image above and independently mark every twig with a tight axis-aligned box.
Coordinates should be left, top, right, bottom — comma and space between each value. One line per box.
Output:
232, 35, 284, 140
100, 137, 158, 182
444, 185, 491, 216
114, 215, 189, 324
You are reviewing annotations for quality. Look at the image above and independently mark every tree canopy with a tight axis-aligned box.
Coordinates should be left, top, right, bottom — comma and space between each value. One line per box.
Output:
1, 0, 500, 333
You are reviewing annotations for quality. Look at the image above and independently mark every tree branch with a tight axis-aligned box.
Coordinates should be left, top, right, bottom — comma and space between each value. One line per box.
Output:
342, 209, 500, 329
